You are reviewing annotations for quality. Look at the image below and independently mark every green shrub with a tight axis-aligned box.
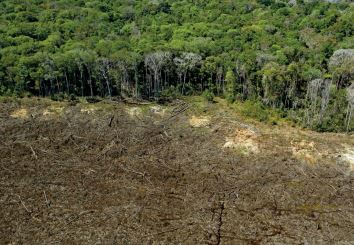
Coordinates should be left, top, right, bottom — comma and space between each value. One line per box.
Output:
69, 94, 77, 101
17, 91, 32, 98
86, 96, 102, 103
202, 89, 215, 102
50, 93, 66, 101
161, 86, 180, 99
176, 83, 195, 96
239, 100, 270, 122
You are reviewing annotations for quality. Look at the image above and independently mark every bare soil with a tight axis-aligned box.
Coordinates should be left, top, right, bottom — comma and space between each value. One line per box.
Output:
1, 98, 354, 244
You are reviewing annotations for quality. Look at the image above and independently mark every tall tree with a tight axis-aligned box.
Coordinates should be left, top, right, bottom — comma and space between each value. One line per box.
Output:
144, 51, 171, 98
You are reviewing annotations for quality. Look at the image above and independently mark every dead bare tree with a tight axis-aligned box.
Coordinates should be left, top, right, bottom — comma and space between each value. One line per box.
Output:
115, 60, 130, 97
235, 60, 248, 99
98, 58, 112, 98
173, 52, 202, 94
145, 51, 171, 98
320, 79, 332, 123
345, 83, 354, 132
305, 79, 332, 127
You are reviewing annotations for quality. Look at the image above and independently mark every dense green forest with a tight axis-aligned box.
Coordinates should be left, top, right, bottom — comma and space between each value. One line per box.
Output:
0, 0, 353, 131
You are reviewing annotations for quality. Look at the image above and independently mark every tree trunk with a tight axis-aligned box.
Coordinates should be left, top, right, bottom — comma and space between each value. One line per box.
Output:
88, 74, 93, 97
346, 104, 353, 132
56, 76, 60, 94
80, 70, 84, 97
65, 71, 70, 95
154, 69, 158, 98
134, 67, 139, 98
50, 79, 53, 95
182, 72, 187, 95
103, 70, 111, 98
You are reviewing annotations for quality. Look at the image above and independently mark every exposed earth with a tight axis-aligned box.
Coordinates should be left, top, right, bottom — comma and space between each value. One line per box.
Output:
1, 97, 354, 244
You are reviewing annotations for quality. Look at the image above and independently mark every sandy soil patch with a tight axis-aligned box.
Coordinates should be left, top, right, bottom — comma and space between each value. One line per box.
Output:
342, 146, 354, 171
189, 115, 211, 128
80, 108, 98, 114
42, 106, 65, 119
10, 108, 29, 119
223, 127, 260, 154
291, 140, 320, 164
126, 107, 142, 118
150, 105, 167, 116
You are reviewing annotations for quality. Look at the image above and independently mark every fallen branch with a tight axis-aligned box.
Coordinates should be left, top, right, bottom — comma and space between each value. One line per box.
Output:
215, 201, 225, 245
43, 190, 50, 208
28, 146, 37, 159
108, 116, 114, 127
16, 194, 31, 214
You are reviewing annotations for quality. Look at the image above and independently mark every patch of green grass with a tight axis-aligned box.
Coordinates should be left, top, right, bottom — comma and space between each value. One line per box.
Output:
184, 96, 210, 115
0, 96, 16, 103
201, 89, 215, 103
80, 101, 117, 112
231, 100, 287, 125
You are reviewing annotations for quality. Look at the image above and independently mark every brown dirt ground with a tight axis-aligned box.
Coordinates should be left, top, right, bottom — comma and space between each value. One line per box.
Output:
1, 97, 354, 244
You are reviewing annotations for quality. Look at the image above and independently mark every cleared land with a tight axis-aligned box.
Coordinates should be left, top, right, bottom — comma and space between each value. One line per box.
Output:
1, 97, 354, 244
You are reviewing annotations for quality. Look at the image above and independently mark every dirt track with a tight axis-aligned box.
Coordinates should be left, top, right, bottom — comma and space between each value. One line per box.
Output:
1, 98, 354, 244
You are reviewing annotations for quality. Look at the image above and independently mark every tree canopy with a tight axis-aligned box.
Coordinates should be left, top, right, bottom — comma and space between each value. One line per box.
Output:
0, 0, 353, 131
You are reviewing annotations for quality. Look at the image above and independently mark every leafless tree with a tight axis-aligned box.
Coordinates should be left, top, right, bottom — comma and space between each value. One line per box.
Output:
115, 60, 130, 96
174, 52, 202, 94
145, 51, 171, 97
98, 58, 112, 98
345, 83, 354, 131
305, 79, 332, 126
235, 60, 248, 99
320, 79, 332, 122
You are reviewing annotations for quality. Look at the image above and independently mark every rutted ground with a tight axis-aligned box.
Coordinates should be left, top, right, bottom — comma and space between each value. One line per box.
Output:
0, 97, 354, 244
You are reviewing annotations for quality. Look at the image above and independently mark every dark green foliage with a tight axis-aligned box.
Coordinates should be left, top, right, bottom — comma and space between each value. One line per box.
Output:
239, 100, 270, 122
161, 86, 180, 100
50, 93, 66, 102
313, 88, 351, 132
202, 89, 215, 102
225, 69, 236, 103
86, 97, 102, 104
0, 0, 353, 131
